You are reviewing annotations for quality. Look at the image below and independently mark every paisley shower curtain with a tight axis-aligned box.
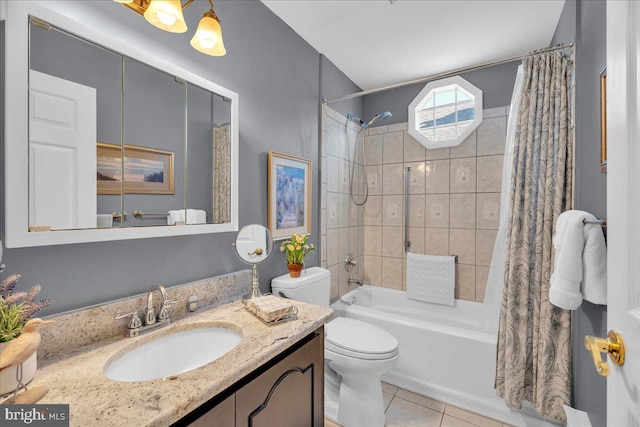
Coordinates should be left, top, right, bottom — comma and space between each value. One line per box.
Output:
213, 123, 231, 223
495, 50, 573, 420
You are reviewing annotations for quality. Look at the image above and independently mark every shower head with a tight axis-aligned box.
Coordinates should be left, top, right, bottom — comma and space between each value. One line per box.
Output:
347, 113, 365, 126
362, 111, 392, 129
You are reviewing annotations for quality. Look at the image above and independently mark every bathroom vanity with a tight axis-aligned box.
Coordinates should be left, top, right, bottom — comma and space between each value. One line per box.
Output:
182, 328, 323, 427
30, 292, 332, 426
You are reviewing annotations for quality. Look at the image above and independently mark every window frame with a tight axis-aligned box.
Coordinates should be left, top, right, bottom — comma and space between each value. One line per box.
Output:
408, 76, 483, 149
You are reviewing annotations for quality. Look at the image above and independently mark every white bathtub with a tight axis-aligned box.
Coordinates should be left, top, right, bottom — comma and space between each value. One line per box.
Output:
331, 286, 560, 427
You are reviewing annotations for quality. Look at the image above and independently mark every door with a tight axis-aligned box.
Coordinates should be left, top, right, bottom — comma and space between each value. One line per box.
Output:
235, 330, 324, 427
28, 70, 97, 230
606, 1, 640, 425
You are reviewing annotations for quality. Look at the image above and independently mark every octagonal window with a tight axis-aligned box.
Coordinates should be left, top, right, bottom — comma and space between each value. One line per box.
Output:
408, 76, 483, 149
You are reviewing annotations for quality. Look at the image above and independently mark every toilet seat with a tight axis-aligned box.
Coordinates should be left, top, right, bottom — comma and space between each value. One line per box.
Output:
325, 317, 399, 360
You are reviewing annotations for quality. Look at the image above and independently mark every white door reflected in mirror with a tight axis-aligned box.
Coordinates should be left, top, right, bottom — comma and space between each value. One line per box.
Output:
235, 224, 273, 264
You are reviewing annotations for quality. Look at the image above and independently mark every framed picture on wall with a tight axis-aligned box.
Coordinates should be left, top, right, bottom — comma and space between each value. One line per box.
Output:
600, 66, 607, 173
268, 151, 312, 240
97, 142, 175, 195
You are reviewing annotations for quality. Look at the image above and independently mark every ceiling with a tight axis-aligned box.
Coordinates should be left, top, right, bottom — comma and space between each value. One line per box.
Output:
261, 0, 566, 91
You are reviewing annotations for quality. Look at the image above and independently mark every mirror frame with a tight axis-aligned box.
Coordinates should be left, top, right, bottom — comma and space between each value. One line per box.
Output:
3, 1, 239, 247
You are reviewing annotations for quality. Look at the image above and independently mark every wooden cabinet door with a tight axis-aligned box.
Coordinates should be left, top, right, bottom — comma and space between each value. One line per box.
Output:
235, 330, 324, 427
188, 394, 235, 427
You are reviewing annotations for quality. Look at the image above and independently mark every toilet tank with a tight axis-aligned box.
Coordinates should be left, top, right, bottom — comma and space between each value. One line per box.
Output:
271, 267, 331, 307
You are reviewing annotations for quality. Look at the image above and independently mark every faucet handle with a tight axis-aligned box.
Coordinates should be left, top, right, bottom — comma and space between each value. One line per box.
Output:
158, 298, 180, 322
115, 310, 142, 329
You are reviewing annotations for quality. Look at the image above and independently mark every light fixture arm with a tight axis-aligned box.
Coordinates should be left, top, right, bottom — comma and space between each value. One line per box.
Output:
204, 0, 220, 22
181, 0, 195, 11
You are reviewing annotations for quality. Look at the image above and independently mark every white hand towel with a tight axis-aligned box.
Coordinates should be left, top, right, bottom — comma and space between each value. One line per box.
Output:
549, 210, 607, 310
406, 252, 455, 306
167, 209, 207, 225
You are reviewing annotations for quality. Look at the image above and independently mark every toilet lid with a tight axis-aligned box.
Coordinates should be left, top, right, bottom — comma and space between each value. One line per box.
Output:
325, 317, 399, 360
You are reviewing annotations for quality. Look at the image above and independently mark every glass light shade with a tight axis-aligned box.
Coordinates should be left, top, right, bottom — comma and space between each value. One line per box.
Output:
144, 0, 188, 33
190, 13, 226, 56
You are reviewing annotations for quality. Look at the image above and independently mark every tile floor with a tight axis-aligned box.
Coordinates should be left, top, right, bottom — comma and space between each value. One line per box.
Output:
324, 382, 514, 427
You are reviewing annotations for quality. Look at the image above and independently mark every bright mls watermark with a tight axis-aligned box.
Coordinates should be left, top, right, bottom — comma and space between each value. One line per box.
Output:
2, 405, 69, 426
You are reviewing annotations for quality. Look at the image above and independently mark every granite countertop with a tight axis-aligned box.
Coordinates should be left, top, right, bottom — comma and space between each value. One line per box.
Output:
31, 300, 333, 426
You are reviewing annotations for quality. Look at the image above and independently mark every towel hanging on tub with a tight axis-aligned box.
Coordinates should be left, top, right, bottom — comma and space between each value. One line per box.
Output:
549, 210, 607, 310
406, 253, 456, 306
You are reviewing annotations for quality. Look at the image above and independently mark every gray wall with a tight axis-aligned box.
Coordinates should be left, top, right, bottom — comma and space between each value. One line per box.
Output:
1, 0, 357, 315
320, 55, 364, 120
363, 61, 520, 127
551, 1, 607, 426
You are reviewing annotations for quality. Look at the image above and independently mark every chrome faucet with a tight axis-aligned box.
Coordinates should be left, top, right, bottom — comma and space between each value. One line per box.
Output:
115, 284, 178, 338
348, 278, 363, 286
145, 284, 170, 325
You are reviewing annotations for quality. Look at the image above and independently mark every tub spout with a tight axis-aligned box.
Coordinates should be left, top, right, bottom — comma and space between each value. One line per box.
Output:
348, 278, 363, 286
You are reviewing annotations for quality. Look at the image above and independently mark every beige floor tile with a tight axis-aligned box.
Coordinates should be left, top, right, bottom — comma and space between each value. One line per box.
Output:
441, 414, 477, 427
324, 417, 342, 427
385, 397, 443, 427
382, 381, 399, 395
395, 389, 446, 413
444, 405, 502, 427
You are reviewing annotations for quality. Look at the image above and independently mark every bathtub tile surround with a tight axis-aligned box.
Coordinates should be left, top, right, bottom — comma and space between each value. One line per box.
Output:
38, 270, 251, 360
321, 105, 365, 301
361, 106, 507, 301
321, 106, 506, 302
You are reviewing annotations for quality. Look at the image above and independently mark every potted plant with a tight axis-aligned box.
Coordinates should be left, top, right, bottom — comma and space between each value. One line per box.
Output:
279, 234, 315, 278
0, 274, 53, 395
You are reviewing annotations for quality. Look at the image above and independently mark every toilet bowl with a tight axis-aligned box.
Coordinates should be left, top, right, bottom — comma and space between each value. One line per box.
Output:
271, 267, 399, 427
325, 317, 399, 427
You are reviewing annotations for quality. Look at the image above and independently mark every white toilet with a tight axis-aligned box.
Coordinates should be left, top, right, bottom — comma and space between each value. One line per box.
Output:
271, 267, 399, 427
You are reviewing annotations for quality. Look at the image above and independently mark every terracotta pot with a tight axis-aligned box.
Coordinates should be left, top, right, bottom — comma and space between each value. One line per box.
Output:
288, 263, 304, 278
0, 340, 37, 395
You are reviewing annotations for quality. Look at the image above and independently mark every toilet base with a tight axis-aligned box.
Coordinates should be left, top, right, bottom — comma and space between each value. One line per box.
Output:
336, 373, 386, 427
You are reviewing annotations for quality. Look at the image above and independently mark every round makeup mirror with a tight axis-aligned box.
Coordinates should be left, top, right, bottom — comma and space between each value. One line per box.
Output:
234, 224, 273, 298
235, 224, 273, 264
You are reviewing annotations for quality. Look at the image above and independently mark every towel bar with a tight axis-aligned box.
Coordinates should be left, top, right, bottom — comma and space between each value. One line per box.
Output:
133, 210, 168, 218
583, 218, 607, 226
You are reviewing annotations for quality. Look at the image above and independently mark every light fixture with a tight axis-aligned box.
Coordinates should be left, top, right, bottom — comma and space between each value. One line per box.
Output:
144, 0, 188, 33
190, 2, 226, 56
115, 0, 226, 56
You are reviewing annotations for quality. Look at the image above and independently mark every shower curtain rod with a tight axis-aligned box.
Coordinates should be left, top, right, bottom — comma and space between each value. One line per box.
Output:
323, 42, 574, 104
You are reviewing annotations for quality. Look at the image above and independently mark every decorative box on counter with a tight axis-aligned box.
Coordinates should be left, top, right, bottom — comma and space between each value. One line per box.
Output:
243, 295, 298, 325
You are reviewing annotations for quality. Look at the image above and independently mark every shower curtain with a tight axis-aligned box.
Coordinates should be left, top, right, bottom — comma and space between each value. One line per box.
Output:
213, 123, 231, 223
483, 65, 525, 335
495, 50, 573, 420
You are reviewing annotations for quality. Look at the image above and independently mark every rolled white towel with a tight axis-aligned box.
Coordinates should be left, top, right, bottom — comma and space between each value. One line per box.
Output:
549, 210, 607, 310
167, 209, 207, 225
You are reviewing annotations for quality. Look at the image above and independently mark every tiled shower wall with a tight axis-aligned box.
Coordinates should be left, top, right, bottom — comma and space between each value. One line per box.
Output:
362, 106, 508, 301
320, 105, 507, 302
320, 106, 365, 302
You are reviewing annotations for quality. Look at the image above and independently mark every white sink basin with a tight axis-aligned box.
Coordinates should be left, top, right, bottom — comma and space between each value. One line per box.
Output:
104, 327, 241, 382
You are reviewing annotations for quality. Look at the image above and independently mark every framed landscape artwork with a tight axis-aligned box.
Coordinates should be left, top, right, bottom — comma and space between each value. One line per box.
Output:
97, 143, 174, 195
267, 151, 311, 240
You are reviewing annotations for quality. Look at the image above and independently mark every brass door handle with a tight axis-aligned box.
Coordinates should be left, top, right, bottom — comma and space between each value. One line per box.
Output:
584, 330, 625, 377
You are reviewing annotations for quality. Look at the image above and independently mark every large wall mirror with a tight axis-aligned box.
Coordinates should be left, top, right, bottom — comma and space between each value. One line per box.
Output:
4, 2, 238, 247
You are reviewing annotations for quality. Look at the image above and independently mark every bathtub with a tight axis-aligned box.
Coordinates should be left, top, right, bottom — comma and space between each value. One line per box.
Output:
331, 286, 560, 427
